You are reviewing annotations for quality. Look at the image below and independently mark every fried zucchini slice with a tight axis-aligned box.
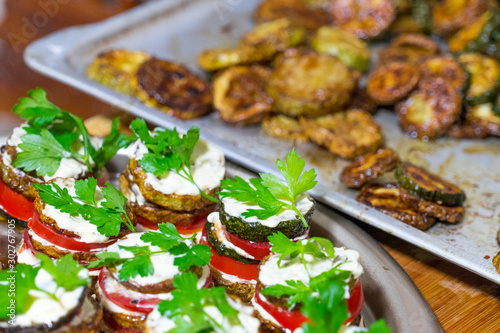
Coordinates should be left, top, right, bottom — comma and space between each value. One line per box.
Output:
378, 33, 440, 65
86, 49, 150, 95
396, 162, 466, 206
133, 58, 212, 120
431, 0, 488, 36
458, 53, 500, 106
467, 103, 500, 137
396, 78, 462, 140
494, 252, 500, 274
197, 45, 273, 72
300, 109, 383, 159
448, 10, 492, 53
419, 56, 468, 93
262, 114, 308, 141
331, 0, 396, 39
366, 62, 420, 105
340, 148, 400, 188
312, 26, 370, 72
213, 65, 273, 126
399, 187, 464, 223
447, 122, 489, 139
347, 87, 378, 114
254, 0, 331, 33
389, 15, 426, 34
356, 183, 435, 230
267, 49, 359, 117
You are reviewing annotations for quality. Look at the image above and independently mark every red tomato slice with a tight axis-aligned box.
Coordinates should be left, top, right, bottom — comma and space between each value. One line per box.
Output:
28, 212, 117, 252
137, 216, 208, 235
222, 225, 271, 261
0, 179, 34, 222
200, 228, 259, 281
96, 168, 110, 187
346, 278, 364, 324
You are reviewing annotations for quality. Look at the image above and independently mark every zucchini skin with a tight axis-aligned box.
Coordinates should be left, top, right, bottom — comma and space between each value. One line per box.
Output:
0, 208, 28, 228
219, 200, 313, 243
396, 163, 466, 206
205, 218, 260, 264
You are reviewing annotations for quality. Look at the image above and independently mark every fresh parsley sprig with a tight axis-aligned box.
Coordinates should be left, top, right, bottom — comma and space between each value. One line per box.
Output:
12, 88, 135, 177
33, 178, 135, 236
158, 272, 240, 333
87, 223, 212, 281
129, 119, 217, 203
0, 254, 89, 320
219, 149, 317, 227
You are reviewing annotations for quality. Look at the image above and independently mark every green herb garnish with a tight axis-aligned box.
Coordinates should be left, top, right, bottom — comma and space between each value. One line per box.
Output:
219, 149, 317, 227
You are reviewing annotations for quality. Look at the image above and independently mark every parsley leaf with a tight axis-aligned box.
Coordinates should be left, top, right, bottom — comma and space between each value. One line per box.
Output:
173, 244, 212, 271
13, 87, 65, 127
74, 177, 97, 205
36, 253, 89, 290
119, 254, 154, 281
140, 222, 189, 250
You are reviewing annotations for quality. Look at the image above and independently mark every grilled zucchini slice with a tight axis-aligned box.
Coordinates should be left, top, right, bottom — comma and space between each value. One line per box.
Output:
197, 45, 274, 72
458, 53, 500, 106
241, 18, 306, 53
312, 26, 370, 72
447, 122, 489, 139
267, 49, 359, 117
356, 183, 435, 230
262, 114, 308, 141
347, 87, 377, 114
419, 56, 468, 93
86, 49, 150, 95
494, 252, 500, 274
396, 78, 462, 140
366, 62, 420, 105
378, 33, 440, 65
340, 148, 400, 188
431, 0, 488, 36
396, 162, 466, 206
213, 65, 273, 126
331, 0, 396, 39
449, 10, 492, 53
300, 109, 383, 160
467, 103, 500, 137
389, 15, 426, 34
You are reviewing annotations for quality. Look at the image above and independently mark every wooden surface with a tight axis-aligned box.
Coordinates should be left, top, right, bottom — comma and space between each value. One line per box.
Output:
1, 1, 500, 332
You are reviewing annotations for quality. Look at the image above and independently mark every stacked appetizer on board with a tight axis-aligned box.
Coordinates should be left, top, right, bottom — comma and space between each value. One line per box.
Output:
1, 89, 390, 333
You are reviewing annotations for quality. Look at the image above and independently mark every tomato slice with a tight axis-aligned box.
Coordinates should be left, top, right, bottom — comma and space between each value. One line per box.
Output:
137, 216, 208, 235
200, 228, 259, 281
0, 179, 34, 222
346, 278, 364, 324
28, 212, 117, 252
222, 225, 272, 261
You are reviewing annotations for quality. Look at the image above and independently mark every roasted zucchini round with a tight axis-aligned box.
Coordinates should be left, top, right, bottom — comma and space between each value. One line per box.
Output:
467, 103, 500, 137
300, 109, 383, 160
448, 10, 492, 53
419, 56, 468, 93
447, 122, 489, 139
311, 26, 370, 72
267, 49, 359, 117
396, 162, 466, 206
330, 0, 396, 39
213, 65, 273, 126
378, 33, 440, 65
431, 0, 488, 36
262, 114, 308, 141
134, 58, 212, 120
366, 61, 420, 105
458, 53, 500, 106
347, 87, 378, 114
197, 45, 274, 72
388, 15, 426, 35
396, 78, 462, 140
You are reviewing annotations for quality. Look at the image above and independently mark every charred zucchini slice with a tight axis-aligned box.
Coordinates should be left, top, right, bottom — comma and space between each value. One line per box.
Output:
347, 87, 377, 114
262, 114, 308, 141
419, 56, 468, 93
396, 78, 462, 140
330, 0, 396, 39
458, 53, 500, 106
467, 103, 500, 137
197, 45, 274, 72
312, 26, 370, 72
431, 0, 488, 36
396, 162, 466, 206
366, 62, 420, 105
449, 10, 492, 53
378, 33, 440, 65
134, 58, 212, 120
447, 122, 489, 139
219, 199, 313, 243
213, 65, 273, 126
267, 49, 359, 117
356, 183, 435, 230
241, 18, 306, 53
340, 148, 400, 188
300, 109, 383, 160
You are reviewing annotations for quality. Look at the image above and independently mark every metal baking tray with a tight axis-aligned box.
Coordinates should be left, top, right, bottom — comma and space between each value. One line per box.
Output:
0, 133, 441, 332
23, 0, 500, 284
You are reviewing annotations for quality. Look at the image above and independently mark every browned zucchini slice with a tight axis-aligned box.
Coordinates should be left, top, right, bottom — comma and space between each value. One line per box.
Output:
300, 109, 383, 159
378, 33, 440, 65
134, 58, 212, 120
396, 162, 466, 206
267, 49, 359, 117
467, 103, 500, 137
399, 187, 464, 223
213, 65, 273, 126
197, 45, 273, 72
262, 114, 308, 141
494, 251, 500, 274
431, 0, 488, 36
366, 62, 420, 105
447, 122, 489, 139
396, 78, 462, 140
458, 53, 500, 106
419, 56, 468, 93
347, 87, 378, 114
254, 0, 331, 32
356, 183, 435, 230
389, 15, 425, 34
340, 148, 400, 188
449, 10, 492, 53
330, 0, 396, 39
